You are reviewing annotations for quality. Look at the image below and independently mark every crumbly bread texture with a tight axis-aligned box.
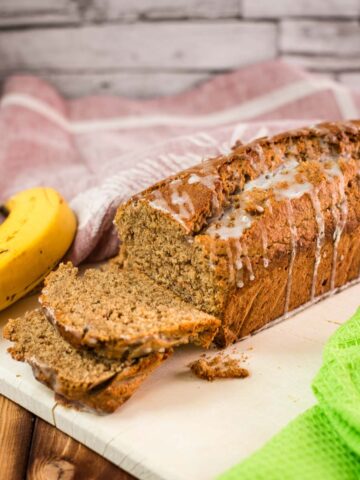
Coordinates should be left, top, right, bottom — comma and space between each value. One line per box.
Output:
116, 121, 360, 346
40, 263, 220, 360
3, 309, 167, 414
189, 353, 249, 381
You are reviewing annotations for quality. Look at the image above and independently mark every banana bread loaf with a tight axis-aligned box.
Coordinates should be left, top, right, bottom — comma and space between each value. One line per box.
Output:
40, 263, 220, 360
3, 309, 167, 414
116, 121, 360, 346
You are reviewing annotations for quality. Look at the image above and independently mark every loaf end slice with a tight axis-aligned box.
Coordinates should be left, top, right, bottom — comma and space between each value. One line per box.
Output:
40, 263, 220, 360
3, 309, 168, 414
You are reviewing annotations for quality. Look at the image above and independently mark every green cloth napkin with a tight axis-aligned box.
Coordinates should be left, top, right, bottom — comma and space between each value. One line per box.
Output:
219, 308, 360, 480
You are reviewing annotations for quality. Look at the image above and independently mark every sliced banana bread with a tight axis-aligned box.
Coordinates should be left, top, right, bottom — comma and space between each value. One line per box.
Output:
40, 263, 220, 360
116, 121, 360, 346
3, 309, 168, 414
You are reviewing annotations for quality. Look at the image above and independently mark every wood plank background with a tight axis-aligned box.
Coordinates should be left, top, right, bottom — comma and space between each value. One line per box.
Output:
0, 0, 359, 98
0, 395, 133, 479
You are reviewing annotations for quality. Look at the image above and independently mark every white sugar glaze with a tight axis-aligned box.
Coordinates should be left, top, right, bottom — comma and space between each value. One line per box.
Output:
234, 240, 245, 288
251, 144, 268, 173
234, 241, 243, 271
243, 253, 255, 282
260, 224, 269, 268
170, 180, 195, 220
327, 162, 348, 290
205, 157, 313, 241
284, 200, 298, 316
149, 189, 189, 230
188, 173, 201, 184
309, 189, 325, 300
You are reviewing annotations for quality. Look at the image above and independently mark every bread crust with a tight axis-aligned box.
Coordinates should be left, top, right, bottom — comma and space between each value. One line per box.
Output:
29, 352, 167, 414
116, 121, 360, 345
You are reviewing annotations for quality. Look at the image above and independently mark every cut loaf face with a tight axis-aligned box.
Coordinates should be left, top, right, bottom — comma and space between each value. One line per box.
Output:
4, 309, 167, 414
40, 263, 220, 360
116, 121, 360, 346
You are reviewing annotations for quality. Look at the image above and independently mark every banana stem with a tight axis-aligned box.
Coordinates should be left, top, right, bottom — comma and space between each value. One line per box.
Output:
0, 205, 9, 224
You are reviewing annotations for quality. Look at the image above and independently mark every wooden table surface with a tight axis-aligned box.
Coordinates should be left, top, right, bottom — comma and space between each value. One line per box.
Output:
0, 395, 134, 480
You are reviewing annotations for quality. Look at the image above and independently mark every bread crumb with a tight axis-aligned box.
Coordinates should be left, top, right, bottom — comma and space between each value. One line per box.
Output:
189, 353, 249, 381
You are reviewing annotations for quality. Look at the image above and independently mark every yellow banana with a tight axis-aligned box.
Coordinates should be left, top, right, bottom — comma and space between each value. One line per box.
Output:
0, 187, 77, 311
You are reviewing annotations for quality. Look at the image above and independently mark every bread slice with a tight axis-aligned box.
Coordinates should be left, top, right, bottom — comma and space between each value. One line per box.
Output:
40, 263, 220, 360
3, 309, 168, 414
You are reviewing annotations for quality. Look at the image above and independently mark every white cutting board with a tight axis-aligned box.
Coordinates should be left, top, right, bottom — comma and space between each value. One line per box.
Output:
1, 285, 360, 480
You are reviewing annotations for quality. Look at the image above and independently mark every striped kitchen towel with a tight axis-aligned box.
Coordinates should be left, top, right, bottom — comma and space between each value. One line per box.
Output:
0, 59, 359, 264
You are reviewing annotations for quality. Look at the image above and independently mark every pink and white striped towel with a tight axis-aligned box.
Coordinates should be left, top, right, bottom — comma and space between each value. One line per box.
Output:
1, 60, 359, 264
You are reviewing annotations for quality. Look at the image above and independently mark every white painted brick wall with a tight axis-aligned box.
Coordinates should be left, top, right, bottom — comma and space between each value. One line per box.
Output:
0, 0, 79, 26
0, 0, 359, 97
281, 20, 360, 56
283, 55, 360, 74
0, 0, 71, 14
0, 22, 276, 72
243, 0, 360, 18
86, 0, 242, 22
41, 72, 211, 98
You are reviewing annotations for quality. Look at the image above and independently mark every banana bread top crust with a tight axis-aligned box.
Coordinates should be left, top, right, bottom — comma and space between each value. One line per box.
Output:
117, 121, 360, 235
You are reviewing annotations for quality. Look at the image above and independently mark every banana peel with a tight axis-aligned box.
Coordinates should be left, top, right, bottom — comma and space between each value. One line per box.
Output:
0, 187, 77, 311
